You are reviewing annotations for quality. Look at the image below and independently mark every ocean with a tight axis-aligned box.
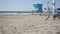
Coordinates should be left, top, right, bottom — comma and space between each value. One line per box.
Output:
0, 11, 59, 15
0, 11, 32, 15
0, 11, 42, 15
0, 11, 40, 15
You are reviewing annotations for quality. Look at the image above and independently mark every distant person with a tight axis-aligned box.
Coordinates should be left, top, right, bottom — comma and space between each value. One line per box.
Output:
44, 8, 48, 16
44, 8, 50, 20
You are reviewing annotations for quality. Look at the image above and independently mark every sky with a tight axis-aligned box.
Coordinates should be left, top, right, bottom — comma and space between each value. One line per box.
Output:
0, 0, 60, 11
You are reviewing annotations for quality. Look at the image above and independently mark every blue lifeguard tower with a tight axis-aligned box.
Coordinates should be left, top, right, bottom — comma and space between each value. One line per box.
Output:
33, 4, 43, 13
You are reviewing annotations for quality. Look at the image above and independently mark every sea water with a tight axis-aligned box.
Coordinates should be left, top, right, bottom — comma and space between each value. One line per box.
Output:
0, 11, 44, 15
0, 11, 33, 15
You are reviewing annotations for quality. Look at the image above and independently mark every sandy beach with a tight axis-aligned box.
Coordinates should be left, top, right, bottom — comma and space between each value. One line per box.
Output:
0, 15, 60, 34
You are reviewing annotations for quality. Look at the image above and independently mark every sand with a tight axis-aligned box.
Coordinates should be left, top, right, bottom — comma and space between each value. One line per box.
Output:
0, 14, 60, 34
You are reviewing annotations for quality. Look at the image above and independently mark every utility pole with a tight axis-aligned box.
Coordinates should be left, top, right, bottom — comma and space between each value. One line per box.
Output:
52, 0, 56, 16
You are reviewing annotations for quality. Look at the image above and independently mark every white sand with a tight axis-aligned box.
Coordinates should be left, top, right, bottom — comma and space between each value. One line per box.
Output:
0, 15, 60, 34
